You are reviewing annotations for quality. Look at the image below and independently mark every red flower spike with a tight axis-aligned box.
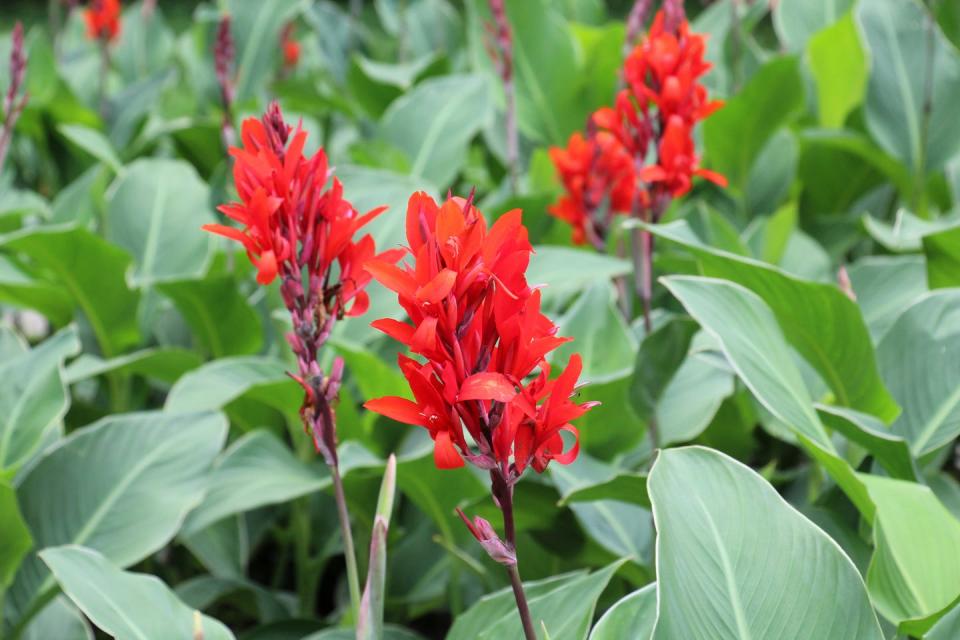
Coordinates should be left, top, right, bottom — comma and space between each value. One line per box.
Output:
85, 0, 121, 42
365, 193, 594, 479
281, 22, 300, 68
205, 102, 399, 464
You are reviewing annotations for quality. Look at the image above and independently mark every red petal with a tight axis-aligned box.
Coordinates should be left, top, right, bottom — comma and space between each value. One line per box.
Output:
371, 318, 416, 345
416, 269, 457, 304
459, 373, 517, 402
365, 261, 416, 298
254, 250, 278, 285
364, 396, 425, 426
433, 430, 464, 469
695, 168, 728, 187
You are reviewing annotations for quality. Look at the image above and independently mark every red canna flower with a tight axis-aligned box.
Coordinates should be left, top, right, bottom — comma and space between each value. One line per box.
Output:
640, 114, 727, 198
280, 23, 300, 68
204, 102, 401, 462
84, 0, 121, 42
364, 193, 595, 474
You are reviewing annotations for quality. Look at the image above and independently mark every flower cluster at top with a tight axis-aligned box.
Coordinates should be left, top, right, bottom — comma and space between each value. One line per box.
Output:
364, 194, 596, 477
550, 9, 726, 248
204, 103, 402, 462
84, 0, 122, 42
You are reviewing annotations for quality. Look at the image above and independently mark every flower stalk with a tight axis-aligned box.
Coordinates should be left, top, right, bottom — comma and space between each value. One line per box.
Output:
214, 15, 236, 150
0, 21, 28, 174
486, 0, 519, 193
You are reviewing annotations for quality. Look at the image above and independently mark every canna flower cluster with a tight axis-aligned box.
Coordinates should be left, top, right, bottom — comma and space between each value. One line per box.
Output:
281, 23, 301, 68
204, 102, 401, 463
84, 0, 122, 42
364, 193, 595, 476
550, 8, 725, 247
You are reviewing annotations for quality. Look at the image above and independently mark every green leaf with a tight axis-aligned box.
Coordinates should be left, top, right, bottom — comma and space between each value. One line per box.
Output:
661, 276, 875, 517
0, 226, 140, 357
19, 596, 92, 640
41, 545, 234, 640
0, 327, 79, 471
358, 455, 397, 640
816, 405, 918, 481
555, 283, 637, 384
229, 0, 308, 103
744, 131, 798, 216
863, 209, 958, 253
107, 158, 214, 286
648, 221, 898, 422
527, 247, 631, 307
857, 0, 960, 174
164, 357, 299, 414
807, 13, 867, 128
877, 290, 960, 455
0, 478, 32, 589
657, 352, 735, 447
847, 255, 927, 342
588, 583, 656, 640
380, 73, 491, 187
704, 56, 805, 189
180, 432, 381, 536
57, 124, 123, 174
63, 347, 202, 385
927, 603, 960, 640
0, 256, 75, 327
630, 316, 698, 423
922, 224, 960, 288
861, 474, 960, 634
649, 446, 883, 640
156, 276, 263, 358
559, 472, 649, 509
448, 561, 626, 640
774, 0, 854, 50
7, 411, 227, 621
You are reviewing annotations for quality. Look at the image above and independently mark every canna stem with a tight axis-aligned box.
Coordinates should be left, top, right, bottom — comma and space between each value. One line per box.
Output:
497, 474, 537, 640
331, 461, 362, 623
632, 226, 653, 335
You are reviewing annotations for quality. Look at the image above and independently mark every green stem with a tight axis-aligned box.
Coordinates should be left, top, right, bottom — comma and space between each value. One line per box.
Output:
331, 462, 362, 623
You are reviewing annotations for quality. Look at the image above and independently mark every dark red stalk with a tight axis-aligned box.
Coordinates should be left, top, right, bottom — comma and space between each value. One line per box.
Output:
214, 16, 236, 150
623, 0, 653, 61
0, 22, 28, 175
487, 0, 519, 193
491, 470, 537, 640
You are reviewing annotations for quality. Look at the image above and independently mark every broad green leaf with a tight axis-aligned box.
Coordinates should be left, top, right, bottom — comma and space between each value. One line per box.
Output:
358, 455, 397, 640
922, 225, 960, 288
552, 456, 653, 563
0, 226, 140, 357
808, 13, 867, 128
857, 0, 960, 174
182, 430, 324, 535
175, 575, 294, 623
555, 283, 636, 384
0, 478, 32, 588
774, 0, 854, 50
448, 562, 625, 640
7, 411, 227, 621
19, 596, 92, 640
847, 255, 927, 342
657, 352, 735, 447
467, 0, 582, 144
927, 603, 960, 640
589, 583, 656, 640
380, 73, 490, 187
559, 472, 649, 509
164, 357, 299, 415
704, 56, 805, 189
63, 347, 202, 385
41, 546, 234, 640
0, 256, 74, 327
861, 474, 960, 634
157, 276, 263, 358
816, 405, 918, 481
649, 221, 898, 422
57, 124, 123, 174
744, 131, 798, 216
661, 276, 875, 517
107, 158, 214, 286
355, 54, 440, 91
113, 2, 176, 83
527, 247, 631, 306
877, 290, 960, 455
649, 447, 883, 640
630, 316, 698, 423
0, 327, 79, 471
863, 209, 958, 253
229, 0, 308, 103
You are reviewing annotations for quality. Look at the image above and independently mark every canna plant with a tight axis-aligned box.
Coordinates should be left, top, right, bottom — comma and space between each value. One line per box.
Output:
365, 193, 595, 638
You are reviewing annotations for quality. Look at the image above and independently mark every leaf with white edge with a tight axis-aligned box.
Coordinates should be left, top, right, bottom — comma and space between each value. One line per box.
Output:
774, 0, 853, 51
877, 290, 960, 456
448, 561, 626, 640
0, 226, 141, 357
846, 255, 927, 343
380, 73, 490, 187
182, 430, 325, 535
857, 0, 960, 174
650, 446, 884, 640
41, 545, 234, 640
164, 356, 299, 414
555, 283, 636, 384
107, 158, 214, 286
861, 474, 960, 634
19, 596, 92, 640
863, 209, 958, 253
922, 225, 960, 289
0, 326, 79, 471
926, 602, 960, 640
63, 347, 202, 385
57, 124, 123, 174
0, 255, 74, 327
0, 477, 32, 588
657, 352, 735, 447
661, 276, 875, 518
588, 583, 656, 640
648, 220, 898, 423
816, 405, 918, 481
527, 247, 631, 306
6, 411, 227, 622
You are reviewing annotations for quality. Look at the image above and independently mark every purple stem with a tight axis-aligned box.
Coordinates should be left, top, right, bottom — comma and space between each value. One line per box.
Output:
0, 22, 28, 174
492, 470, 537, 640
488, 0, 519, 193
